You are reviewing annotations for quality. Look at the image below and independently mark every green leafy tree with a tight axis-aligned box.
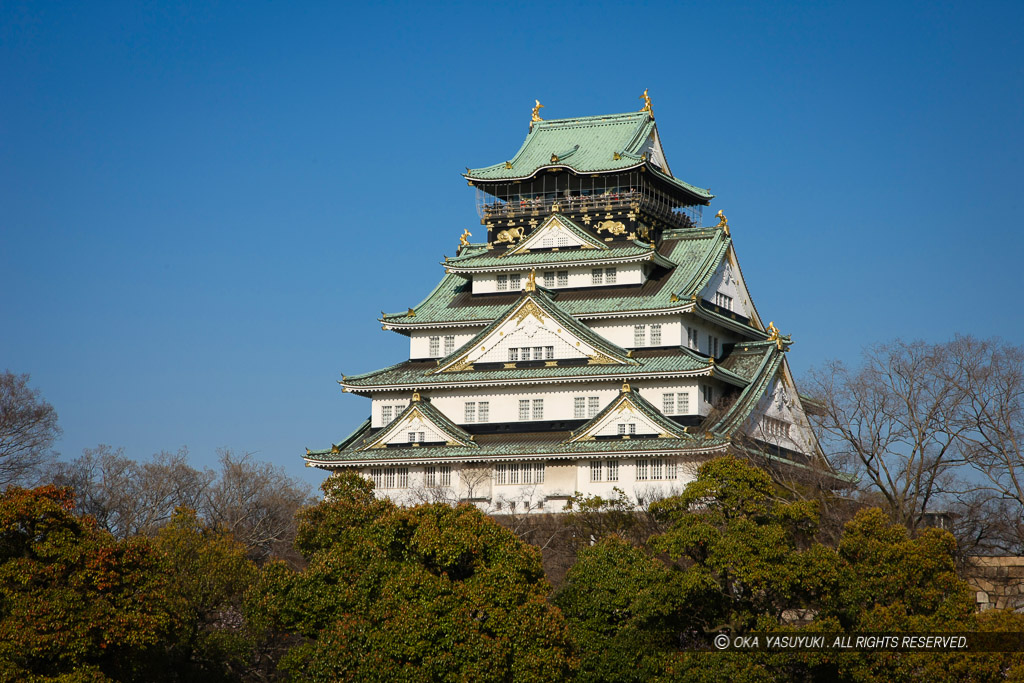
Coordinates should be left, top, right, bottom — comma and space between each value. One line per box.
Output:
0, 486, 176, 681
251, 472, 576, 682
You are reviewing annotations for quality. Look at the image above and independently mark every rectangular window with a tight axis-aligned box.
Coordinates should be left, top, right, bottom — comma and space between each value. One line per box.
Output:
666, 461, 677, 480
607, 460, 619, 481
429, 336, 439, 356
617, 423, 626, 435
521, 463, 533, 484
715, 292, 733, 310
590, 460, 603, 482
533, 346, 543, 361
545, 346, 554, 360
663, 393, 675, 415
439, 465, 451, 486
408, 431, 417, 443
509, 464, 519, 485
650, 324, 662, 346
634, 324, 646, 347
509, 347, 519, 362
495, 463, 507, 485
532, 399, 544, 420
557, 270, 568, 287
688, 327, 699, 349
382, 405, 393, 423
702, 385, 713, 404
397, 468, 409, 488
424, 466, 436, 487
592, 268, 604, 285
605, 267, 617, 284
588, 396, 600, 418
385, 468, 396, 489
510, 274, 521, 290
534, 463, 545, 484
543, 271, 555, 288
444, 335, 455, 355
478, 401, 489, 422
519, 400, 530, 421
497, 274, 508, 291
521, 347, 531, 361
465, 402, 476, 423
708, 335, 719, 357
636, 459, 649, 481
651, 459, 662, 480
574, 397, 586, 419
678, 393, 689, 414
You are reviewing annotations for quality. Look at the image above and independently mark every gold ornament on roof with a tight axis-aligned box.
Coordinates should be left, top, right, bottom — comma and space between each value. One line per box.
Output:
412, 392, 421, 402
622, 382, 631, 393
530, 99, 544, 129
525, 269, 537, 292
715, 209, 730, 236
639, 88, 653, 118
767, 321, 780, 341
459, 228, 472, 249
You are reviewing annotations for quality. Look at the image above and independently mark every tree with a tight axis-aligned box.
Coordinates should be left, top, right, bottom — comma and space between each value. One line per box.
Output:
0, 486, 178, 681
0, 371, 60, 488
251, 472, 576, 682
805, 340, 970, 531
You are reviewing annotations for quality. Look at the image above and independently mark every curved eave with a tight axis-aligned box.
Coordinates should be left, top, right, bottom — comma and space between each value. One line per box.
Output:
443, 248, 665, 274
380, 301, 701, 331
340, 363, 747, 394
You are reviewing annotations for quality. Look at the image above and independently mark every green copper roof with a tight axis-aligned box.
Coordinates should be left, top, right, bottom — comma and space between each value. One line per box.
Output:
445, 240, 671, 272
464, 110, 712, 202
341, 347, 747, 391
306, 427, 729, 463
709, 340, 789, 436
384, 229, 738, 326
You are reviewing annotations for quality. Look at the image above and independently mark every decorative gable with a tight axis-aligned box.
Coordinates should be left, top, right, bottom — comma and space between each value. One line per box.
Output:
360, 394, 476, 450
504, 214, 607, 255
434, 290, 635, 373
700, 247, 761, 325
747, 367, 818, 455
566, 384, 688, 443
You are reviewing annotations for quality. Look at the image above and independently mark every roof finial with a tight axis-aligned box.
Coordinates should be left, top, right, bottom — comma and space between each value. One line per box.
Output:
715, 209, 730, 236
639, 88, 653, 119
459, 228, 472, 250
412, 392, 421, 402
525, 269, 537, 292
621, 382, 631, 393
530, 99, 544, 130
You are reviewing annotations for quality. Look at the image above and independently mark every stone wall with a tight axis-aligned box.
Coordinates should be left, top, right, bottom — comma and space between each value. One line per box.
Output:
964, 556, 1024, 612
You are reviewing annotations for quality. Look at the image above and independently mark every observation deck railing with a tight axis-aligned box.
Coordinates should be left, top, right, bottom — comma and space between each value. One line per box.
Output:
478, 187, 702, 230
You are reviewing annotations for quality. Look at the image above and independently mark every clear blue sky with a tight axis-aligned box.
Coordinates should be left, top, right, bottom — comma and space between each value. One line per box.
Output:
2, 1, 1022, 488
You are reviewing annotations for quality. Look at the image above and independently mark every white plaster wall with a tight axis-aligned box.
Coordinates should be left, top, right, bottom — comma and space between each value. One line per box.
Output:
409, 330, 478, 359
634, 381, 698, 416
700, 256, 754, 320
470, 262, 645, 295
588, 317, 681, 349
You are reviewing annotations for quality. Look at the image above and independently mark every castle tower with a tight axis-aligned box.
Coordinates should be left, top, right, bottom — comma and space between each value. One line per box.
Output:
304, 98, 832, 512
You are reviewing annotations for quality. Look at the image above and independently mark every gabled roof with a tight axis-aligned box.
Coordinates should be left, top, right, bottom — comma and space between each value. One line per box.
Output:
708, 339, 791, 436
382, 229, 748, 328
359, 394, 477, 450
433, 287, 637, 373
463, 109, 712, 202
565, 384, 689, 443
503, 214, 607, 254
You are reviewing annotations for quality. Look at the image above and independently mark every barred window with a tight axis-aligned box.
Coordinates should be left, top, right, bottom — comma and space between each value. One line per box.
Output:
543, 271, 555, 288
519, 400, 530, 421
666, 461, 677, 479
382, 405, 393, 423
497, 274, 508, 291
715, 292, 733, 310
521, 347, 531, 361
509, 348, 519, 362
532, 399, 544, 420
650, 323, 662, 346
495, 463, 544, 486
465, 402, 476, 423
590, 460, 603, 482
424, 466, 436, 487
533, 346, 543, 361
574, 397, 586, 419
663, 393, 675, 414
509, 273, 521, 290
444, 335, 455, 355
592, 268, 603, 285
678, 393, 689, 413
439, 465, 451, 486
636, 459, 649, 481
545, 346, 554, 360
634, 324, 646, 346
651, 459, 662, 480
428, 336, 439, 356
688, 327, 699, 349
495, 463, 508, 485
607, 460, 619, 481
635, 459, 673, 481
397, 468, 409, 488
478, 401, 489, 422
557, 270, 568, 287
588, 396, 600, 418
605, 267, 617, 284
